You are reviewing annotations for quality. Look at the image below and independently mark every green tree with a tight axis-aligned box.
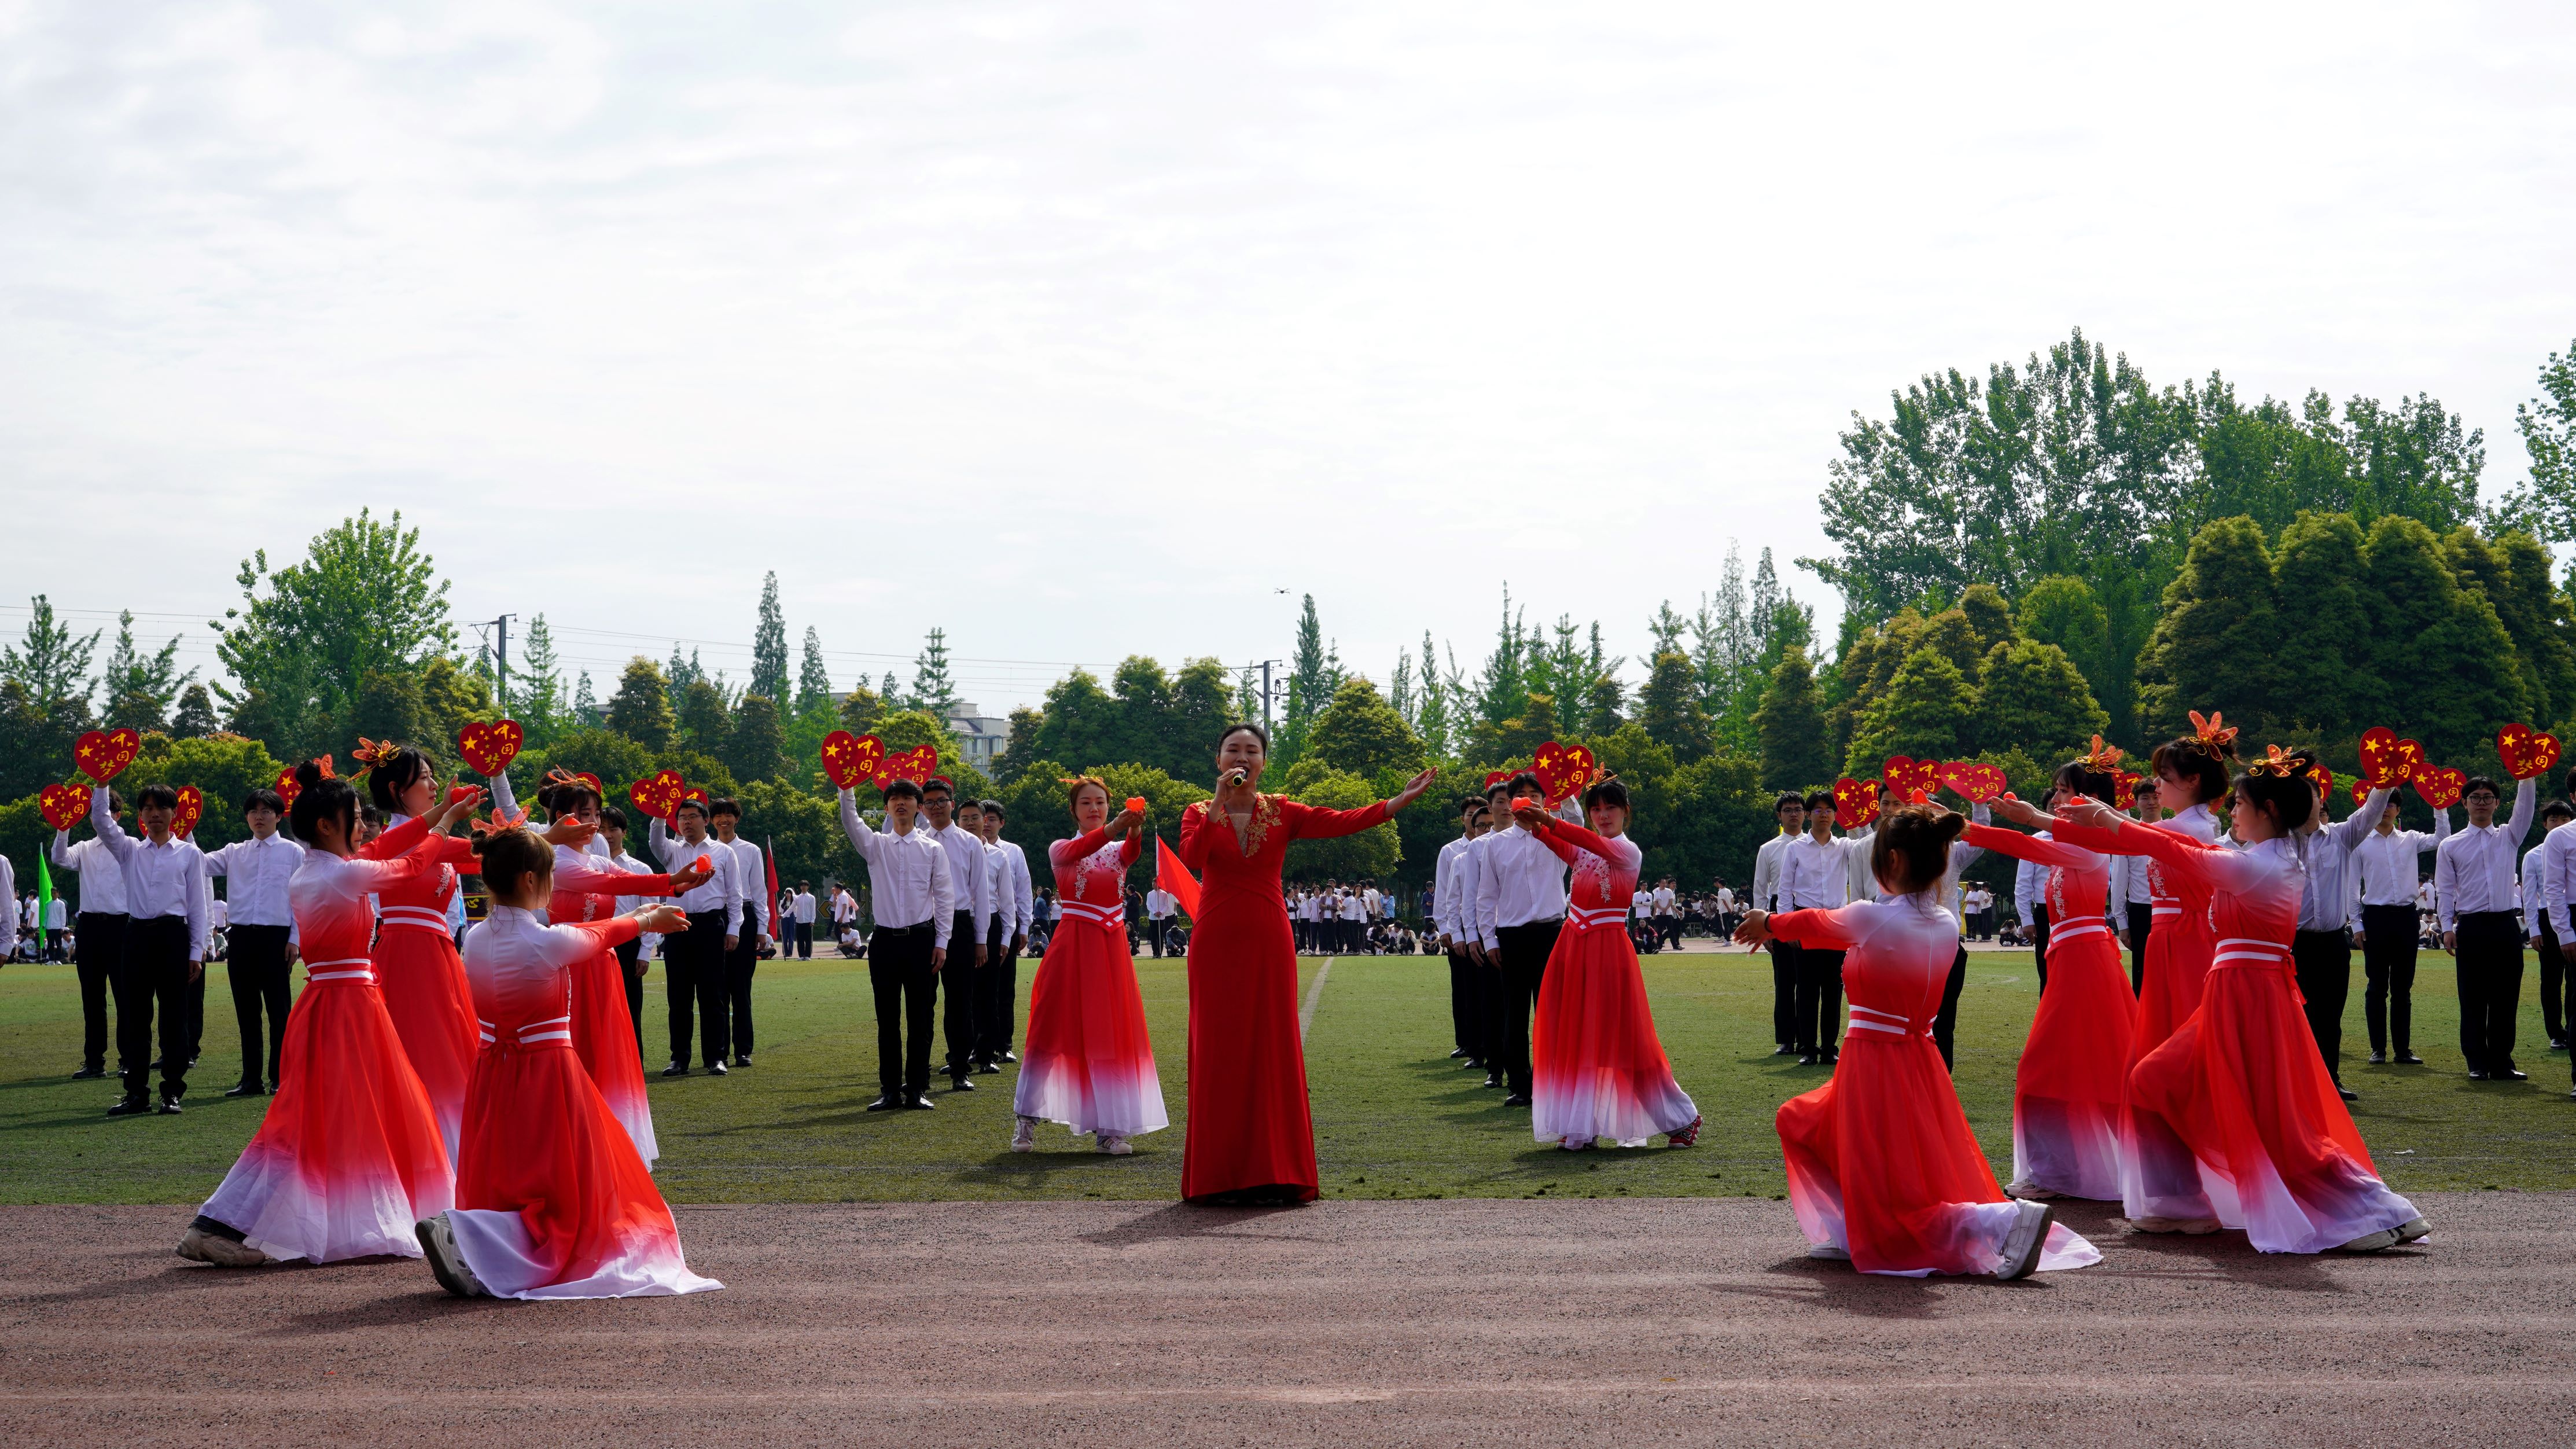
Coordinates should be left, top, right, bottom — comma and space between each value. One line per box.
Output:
911, 628, 958, 718
1753, 645, 1831, 790
1977, 640, 2108, 764
417, 655, 496, 753
2360, 515, 2527, 763
2491, 531, 2576, 730
514, 615, 566, 744
1955, 583, 2016, 657
1, 594, 100, 720
1636, 650, 1713, 762
100, 611, 194, 731
727, 693, 789, 784
352, 668, 425, 751
170, 684, 219, 738
837, 683, 885, 735
733, 777, 858, 896
2497, 339, 2576, 541
1849, 648, 1979, 770
796, 627, 833, 714
676, 678, 732, 756
2016, 575, 2112, 711
2135, 516, 2280, 740
752, 572, 790, 704
1275, 763, 1401, 882
605, 656, 675, 749
989, 706, 1046, 787
1916, 608, 1988, 683
1306, 676, 1427, 778
2268, 511, 2376, 740
124, 731, 289, 854
1280, 595, 1332, 762
211, 509, 455, 761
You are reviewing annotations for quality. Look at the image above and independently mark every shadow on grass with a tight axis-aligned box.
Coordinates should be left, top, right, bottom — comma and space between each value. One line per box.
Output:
1077, 1201, 1327, 1248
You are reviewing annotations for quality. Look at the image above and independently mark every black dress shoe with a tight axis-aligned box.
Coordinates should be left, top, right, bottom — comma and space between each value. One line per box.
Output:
1820, 1051, 1839, 1066
906, 1091, 937, 1110
1462, 1057, 1483, 1070
106, 1097, 152, 1117
71, 1066, 105, 1080
224, 1082, 264, 1098
1448, 1047, 1469, 1060
1502, 1093, 1533, 1108
2395, 1051, 2423, 1065
1773, 1044, 1795, 1056
157, 1098, 183, 1115
1482, 1072, 1504, 1089
2468, 1069, 2491, 1080
1001, 1050, 1019, 1064
2499, 1067, 2529, 1081
2338, 1086, 2360, 1101
974, 1060, 1002, 1075
1797, 1053, 1819, 1066
949, 1076, 976, 1092
866, 1094, 902, 1111
663, 1063, 690, 1077
707, 1061, 728, 1076
2368, 1051, 2388, 1065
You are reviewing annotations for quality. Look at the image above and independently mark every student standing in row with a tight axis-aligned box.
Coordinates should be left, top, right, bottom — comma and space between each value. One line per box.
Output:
2434, 773, 2535, 1081
1434, 797, 1485, 1068
54, 793, 130, 1082
650, 797, 744, 1077
707, 798, 769, 1069
2523, 799, 2575, 1053
2353, 792, 2448, 1066
198, 789, 304, 1098
2293, 777, 2393, 1102
1779, 789, 1854, 1066
978, 801, 1033, 1070
91, 783, 209, 1116
1750, 792, 1804, 1058
838, 779, 955, 1110
1474, 773, 1571, 1109
924, 783, 991, 1094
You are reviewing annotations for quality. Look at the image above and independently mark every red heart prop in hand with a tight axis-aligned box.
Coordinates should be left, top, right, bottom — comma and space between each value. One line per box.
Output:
2413, 765, 2465, 810
821, 731, 885, 790
1124, 796, 1149, 814
878, 745, 940, 788
2390, 737, 2426, 784
40, 782, 89, 832
1831, 777, 1879, 830
1529, 740, 1593, 807
75, 729, 139, 785
1482, 769, 1514, 790
2349, 778, 2371, 810
2306, 762, 2335, 797
456, 719, 524, 777
1881, 755, 1939, 800
2114, 770, 2141, 812
273, 767, 302, 808
630, 770, 685, 825
2357, 727, 2409, 788
1937, 761, 2008, 804
172, 785, 204, 838
2497, 723, 2562, 782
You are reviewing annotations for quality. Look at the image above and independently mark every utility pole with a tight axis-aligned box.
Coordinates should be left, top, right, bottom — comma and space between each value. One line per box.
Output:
1258, 660, 1283, 735
485, 613, 516, 714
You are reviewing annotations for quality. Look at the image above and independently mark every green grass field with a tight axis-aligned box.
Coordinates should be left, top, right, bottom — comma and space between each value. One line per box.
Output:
3, 944, 2570, 1204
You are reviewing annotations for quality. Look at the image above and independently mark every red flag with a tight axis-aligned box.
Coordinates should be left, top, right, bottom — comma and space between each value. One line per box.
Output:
1155, 836, 1201, 921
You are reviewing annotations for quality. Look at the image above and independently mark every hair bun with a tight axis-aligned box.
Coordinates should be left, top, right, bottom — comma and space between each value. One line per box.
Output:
1934, 811, 1968, 844
292, 759, 329, 790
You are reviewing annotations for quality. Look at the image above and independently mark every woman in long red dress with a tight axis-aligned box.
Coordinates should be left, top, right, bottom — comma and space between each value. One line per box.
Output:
2119, 719, 2236, 1229
2051, 751, 2428, 1253
1013, 779, 1168, 1154
1974, 754, 2141, 1201
1520, 780, 1701, 1151
1175, 724, 1434, 1204
355, 743, 497, 1162
1736, 802, 2099, 1279
415, 826, 721, 1299
178, 767, 481, 1267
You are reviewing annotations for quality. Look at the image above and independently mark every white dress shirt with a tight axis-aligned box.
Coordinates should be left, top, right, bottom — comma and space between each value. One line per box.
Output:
838, 790, 956, 944
647, 818, 746, 935
718, 834, 770, 940
201, 830, 307, 931
998, 842, 1035, 937
2295, 788, 2390, 933
2523, 814, 2576, 939
89, 786, 211, 961
792, 889, 818, 925
2433, 777, 2536, 931
609, 848, 654, 915
0, 862, 14, 955
928, 820, 991, 937
1473, 823, 1571, 950
1781, 832, 1859, 911
51, 832, 131, 916
1751, 831, 1793, 911
1146, 887, 1175, 919
2355, 809, 2451, 909
1432, 836, 1471, 939
2522, 841, 2551, 940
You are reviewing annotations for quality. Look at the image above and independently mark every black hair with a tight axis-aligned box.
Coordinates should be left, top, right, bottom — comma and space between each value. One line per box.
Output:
920, 778, 954, 801
2150, 734, 2235, 807
2052, 759, 2116, 806
956, 797, 984, 814
1504, 771, 1544, 800
1484, 780, 1513, 803
1458, 796, 1484, 815
674, 796, 709, 821
2231, 766, 2316, 834
1773, 792, 1806, 815
599, 805, 628, 830
135, 783, 178, 811
1871, 804, 1968, 895
366, 745, 436, 814
538, 778, 602, 816
477, 826, 554, 902
1804, 789, 1837, 812
2463, 775, 2503, 801
241, 787, 285, 817
883, 778, 923, 803
2544, 798, 2576, 823
980, 799, 1004, 818
1215, 722, 1270, 757
708, 796, 742, 820
360, 804, 384, 826
1581, 779, 1631, 815
288, 761, 356, 844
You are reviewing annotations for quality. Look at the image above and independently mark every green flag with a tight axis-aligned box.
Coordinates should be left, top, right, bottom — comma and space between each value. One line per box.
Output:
35, 849, 52, 954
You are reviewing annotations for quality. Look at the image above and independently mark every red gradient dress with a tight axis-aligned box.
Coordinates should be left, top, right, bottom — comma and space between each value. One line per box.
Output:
446, 906, 720, 1298
1014, 826, 1168, 1139
1963, 823, 2137, 1200
2108, 803, 2224, 1222
1526, 818, 1698, 1146
358, 812, 488, 1162
1175, 794, 1392, 1201
547, 841, 680, 1165
1770, 892, 2100, 1277
2057, 822, 2423, 1252
194, 829, 455, 1262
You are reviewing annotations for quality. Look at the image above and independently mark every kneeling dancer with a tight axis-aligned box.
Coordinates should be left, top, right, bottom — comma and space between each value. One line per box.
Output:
1738, 800, 2099, 1279
415, 826, 721, 1299
1012, 779, 1169, 1154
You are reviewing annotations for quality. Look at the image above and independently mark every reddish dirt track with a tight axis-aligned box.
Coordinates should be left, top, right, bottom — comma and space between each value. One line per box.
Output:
7, 1194, 2575, 1446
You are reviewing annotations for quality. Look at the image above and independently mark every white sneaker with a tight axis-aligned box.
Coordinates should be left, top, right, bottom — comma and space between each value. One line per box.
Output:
414, 1213, 488, 1298
1011, 1116, 1037, 1153
1997, 1198, 2055, 1279
2129, 1215, 2222, 1235
178, 1227, 270, 1268
2336, 1227, 2402, 1253
1097, 1133, 1133, 1156
2394, 1217, 2431, 1244
2004, 1180, 2062, 1201
1806, 1244, 1851, 1260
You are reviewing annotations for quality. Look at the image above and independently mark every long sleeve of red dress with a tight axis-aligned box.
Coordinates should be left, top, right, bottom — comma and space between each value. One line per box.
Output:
1964, 822, 2098, 870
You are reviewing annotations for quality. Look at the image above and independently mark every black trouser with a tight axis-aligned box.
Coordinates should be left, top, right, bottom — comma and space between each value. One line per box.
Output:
1931, 943, 1969, 1071
1447, 945, 1483, 1058
1658, 916, 1682, 950
2291, 928, 2352, 1084
2454, 910, 2523, 1074
869, 922, 939, 1095
664, 910, 730, 1069
2030, 906, 2050, 992
796, 918, 814, 959
977, 915, 1018, 1060
1794, 946, 1847, 1058
2360, 904, 2421, 1055
2539, 913, 2567, 1046
616, 937, 645, 1052
226, 923, 293, 1089
1771, 940, 1799, 1047
116, 915, 193, 1103
75, 911, 127, 1075
726, 925, 760, 1061
1492, 919, 1560, 1095
2125, 902, 2154, 996
943, 911, 980, 1078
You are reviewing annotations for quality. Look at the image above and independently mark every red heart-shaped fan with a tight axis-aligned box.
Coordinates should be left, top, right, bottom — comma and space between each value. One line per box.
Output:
456, 719, 524, 777
171, 785, 204, 838
273, 767, 302, 809
821, 731, 885, 790
41, 782, 89, 832
1938, 761, 2008, 804
2413, 765, 2465, 810
630, 770, 686, 825
1831, 777, 1878, 830
1483, 769, 1514, 790
2348, 778, 2371, 810
2114, 770, 2141, 812
75, 728, 140, 785
1532, 741, 1598, 807
878, 745, 940, 788
2356, 727, 2409, 788
2497, 723, 2562, 782
1881, 755, 1939, 800
2306, 761, 2334, 797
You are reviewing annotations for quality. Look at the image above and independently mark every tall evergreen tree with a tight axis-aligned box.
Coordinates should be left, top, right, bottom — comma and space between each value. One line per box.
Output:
1636, 650, 1714, 763
1916, 609, 1988, 683
797, 627, 833, 713
100, 609, 194, 731
1749, 548, 1784, 660
515, 614, 565, 742
2490, 530, 2576, 729
1278, 594, 1330, 762
911, 628, 958, 716
1977, 640, 2107, 764
1955, 584, 2016, 657
678, 678, 733, 755
1, 593, 100, 719
2136, 516, 2281, 739
572, 670, 598, 725
1849, 648, 1979, 770
752, 572, 790, 703
2269, 511, 2375, 738
1475, 590, 1529, 729
605, 656, 675, 749
838, 683, 886, 733
667, 642, 700, 691
1753, 645, 1830, 789
1413, 630, 1453, 759
1307, 676, 1427, 777
2360, 515, 2526, 762
727, 693, 788, 784
171, 683, 219, 738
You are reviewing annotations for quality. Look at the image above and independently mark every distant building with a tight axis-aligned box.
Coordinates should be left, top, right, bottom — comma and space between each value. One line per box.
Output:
944, 701, 1010, 771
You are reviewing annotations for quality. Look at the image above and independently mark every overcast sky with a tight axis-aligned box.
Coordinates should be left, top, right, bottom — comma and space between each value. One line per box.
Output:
5, 1, 2573, 715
